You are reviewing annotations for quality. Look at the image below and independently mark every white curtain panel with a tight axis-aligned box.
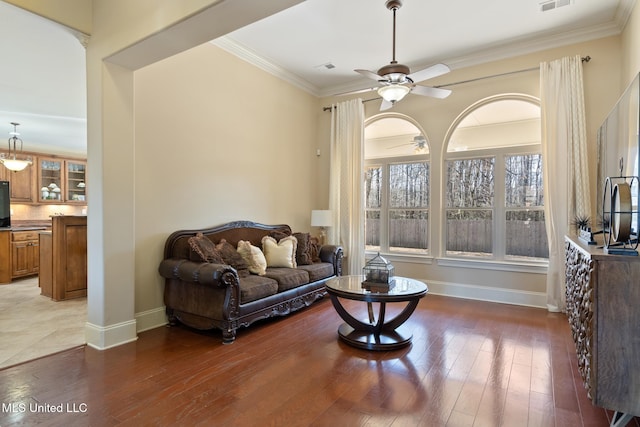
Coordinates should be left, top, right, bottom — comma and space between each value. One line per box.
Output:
540, 55, 591, 312
329, 99, 365, 275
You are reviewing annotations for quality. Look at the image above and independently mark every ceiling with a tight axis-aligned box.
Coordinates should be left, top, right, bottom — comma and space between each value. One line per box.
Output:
215, 0, 632, 97
0, 1, 86, 156
0, 0, 633, 154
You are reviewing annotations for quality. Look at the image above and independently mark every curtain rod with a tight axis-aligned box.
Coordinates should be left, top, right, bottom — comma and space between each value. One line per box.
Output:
323, 55, 591, 111
434, 55, 591, 89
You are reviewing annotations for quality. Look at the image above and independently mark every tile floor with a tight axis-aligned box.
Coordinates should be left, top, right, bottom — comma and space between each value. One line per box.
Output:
0, 277, 86, 369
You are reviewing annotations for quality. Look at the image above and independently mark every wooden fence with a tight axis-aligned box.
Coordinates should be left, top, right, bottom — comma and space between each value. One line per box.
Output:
366, 219, 549, 258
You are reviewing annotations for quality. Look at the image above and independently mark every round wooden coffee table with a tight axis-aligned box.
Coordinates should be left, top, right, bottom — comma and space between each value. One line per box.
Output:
325, 275, 428, 350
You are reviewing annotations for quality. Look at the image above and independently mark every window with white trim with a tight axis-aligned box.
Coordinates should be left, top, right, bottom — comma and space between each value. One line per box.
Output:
445, 97, 548, 261
365, 117, 429, 255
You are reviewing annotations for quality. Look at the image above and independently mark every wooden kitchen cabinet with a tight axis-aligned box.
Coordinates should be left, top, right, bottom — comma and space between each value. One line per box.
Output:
0, 153, 37, 203
38, 231, 52, 297
11, 230, 39, 278
37, 157, 87, 204
65, 160, 86, 203
39, 215, 86, 300
0, 230, 10, 283
0, 151, 85, 205
565, 236, 640, 423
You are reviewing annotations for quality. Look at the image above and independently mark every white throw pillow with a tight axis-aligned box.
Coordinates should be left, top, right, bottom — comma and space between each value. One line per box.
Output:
261, 235, 297, 268
237, 240, 267, 275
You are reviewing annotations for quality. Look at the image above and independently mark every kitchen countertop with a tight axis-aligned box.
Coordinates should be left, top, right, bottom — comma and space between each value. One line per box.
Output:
5, 220, 52, 231
10, 226, 48, 231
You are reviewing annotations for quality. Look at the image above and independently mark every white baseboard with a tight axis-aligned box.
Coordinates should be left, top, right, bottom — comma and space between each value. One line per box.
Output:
424, 279, 547, 308
83, 283, 545, 351
135, 306, 168, 333
85, 319, 138, 350
84, 308, 167, 350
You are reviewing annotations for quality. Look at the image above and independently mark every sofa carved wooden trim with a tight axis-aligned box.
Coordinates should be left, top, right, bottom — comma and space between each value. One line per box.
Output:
158, 220, 343, 344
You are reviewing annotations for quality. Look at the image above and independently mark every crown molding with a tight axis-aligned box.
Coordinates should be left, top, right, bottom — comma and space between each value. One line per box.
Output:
214, 12, 630, 99
616, 0, 637, 29
211, 37, 321, 96
442, 20, 622, 71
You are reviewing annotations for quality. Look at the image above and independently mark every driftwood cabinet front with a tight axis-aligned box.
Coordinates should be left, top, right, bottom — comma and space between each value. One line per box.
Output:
565, 236, 640, 423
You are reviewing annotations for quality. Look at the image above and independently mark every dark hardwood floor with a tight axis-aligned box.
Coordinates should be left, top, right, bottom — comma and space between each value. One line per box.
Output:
0, 294, 638, 426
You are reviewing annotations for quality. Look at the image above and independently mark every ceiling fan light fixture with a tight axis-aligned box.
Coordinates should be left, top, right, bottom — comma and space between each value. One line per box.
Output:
378, 84, 410, 103
414, 144, 427, 155
1, 122, 32, 172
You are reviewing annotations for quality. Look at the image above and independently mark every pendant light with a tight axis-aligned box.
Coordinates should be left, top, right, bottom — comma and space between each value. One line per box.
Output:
1, 122, 32, 172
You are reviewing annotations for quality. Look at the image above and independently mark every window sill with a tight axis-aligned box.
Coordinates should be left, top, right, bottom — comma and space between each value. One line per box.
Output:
364, 252, 548, 274
437, 257, 548, 274
365, 251, 434, 265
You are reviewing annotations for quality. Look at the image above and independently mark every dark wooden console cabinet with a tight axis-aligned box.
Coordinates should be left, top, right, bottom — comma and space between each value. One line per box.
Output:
565, 236, 640, 424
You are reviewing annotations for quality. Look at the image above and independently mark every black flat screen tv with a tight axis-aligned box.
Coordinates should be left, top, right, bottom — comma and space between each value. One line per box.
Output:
596, 73, 640, 234
0, 181, 10, 228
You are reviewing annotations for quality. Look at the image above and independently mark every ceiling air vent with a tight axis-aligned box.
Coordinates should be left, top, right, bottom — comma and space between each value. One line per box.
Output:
314, 62, 336, 70
540, 0, 572, 12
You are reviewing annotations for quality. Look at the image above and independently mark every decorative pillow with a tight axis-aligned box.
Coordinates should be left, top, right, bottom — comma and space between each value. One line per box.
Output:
215, 239, 250, 277
309, 236, 322, 263
293, 232, 313, 265
188, 233, 225, 264
269, 229, 291, 241
237, 240, 267, 276
261, 235, 297, 268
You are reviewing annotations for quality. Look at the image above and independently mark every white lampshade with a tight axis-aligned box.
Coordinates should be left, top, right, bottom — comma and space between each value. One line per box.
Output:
377, 84, 410, 103
311, 210, 332, 227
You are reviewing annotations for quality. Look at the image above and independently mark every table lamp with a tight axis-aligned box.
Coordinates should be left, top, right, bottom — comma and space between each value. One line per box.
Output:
311, 210, 332, 245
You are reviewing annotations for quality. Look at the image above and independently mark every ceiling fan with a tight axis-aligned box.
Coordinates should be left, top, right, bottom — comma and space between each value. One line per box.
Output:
353, 0, 452, 111
387, 135, 428, 154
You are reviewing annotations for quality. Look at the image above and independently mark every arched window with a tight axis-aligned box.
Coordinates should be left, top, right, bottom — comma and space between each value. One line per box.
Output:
444, 95, 548, 261
364, 115, 429, 255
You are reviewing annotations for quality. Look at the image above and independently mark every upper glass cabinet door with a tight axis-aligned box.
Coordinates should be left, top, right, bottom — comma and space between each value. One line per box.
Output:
37, 158, 87, 203
38, 158, 63, 202
66, 161, 86, 203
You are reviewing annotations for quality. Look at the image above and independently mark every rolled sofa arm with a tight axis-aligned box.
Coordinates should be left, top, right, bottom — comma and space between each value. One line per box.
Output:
158, 258, 239, 287
319, 245, 344, 277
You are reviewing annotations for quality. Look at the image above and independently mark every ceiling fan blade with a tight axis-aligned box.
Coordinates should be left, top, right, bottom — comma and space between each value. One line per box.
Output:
410, 85, 452, 99
407, 63, 450, 83
380, 99, 394, 111
355, 69, 385, 82
387, 142, 413, 149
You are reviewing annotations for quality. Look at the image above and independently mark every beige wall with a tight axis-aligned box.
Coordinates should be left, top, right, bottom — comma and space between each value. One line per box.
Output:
134, 42, 319, 313
12, 0, 306, 349
622, 0, 640, 83
84, 0, 304, 347
318, 35, 624, 304
9, 0, 640, 345
4, 0, 92, 34
108, 0, 640, 335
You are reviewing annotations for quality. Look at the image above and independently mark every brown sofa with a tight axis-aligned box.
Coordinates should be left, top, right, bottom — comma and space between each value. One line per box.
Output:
158, 221, 343, 344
